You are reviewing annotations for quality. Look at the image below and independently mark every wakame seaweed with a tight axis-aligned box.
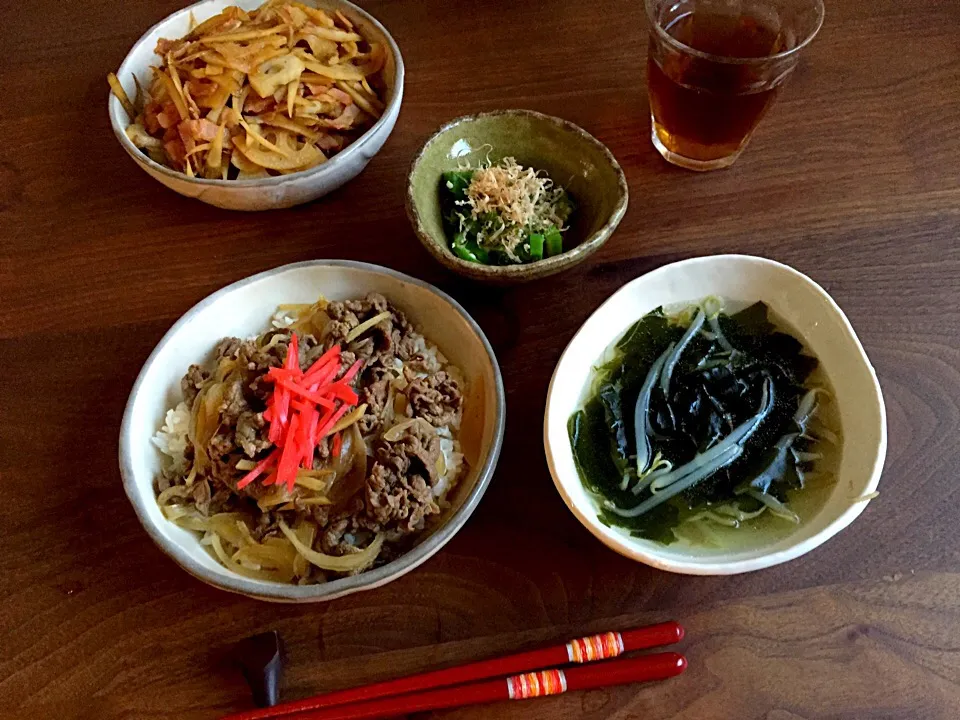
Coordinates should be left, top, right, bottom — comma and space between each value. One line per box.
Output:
568, 301, 830, 544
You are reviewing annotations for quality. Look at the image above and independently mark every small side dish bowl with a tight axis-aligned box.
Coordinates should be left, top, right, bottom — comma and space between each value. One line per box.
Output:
120, 260, 505, 602
107, 0, 404, 211
406, 110, 628, 283
544, 255, 886, 575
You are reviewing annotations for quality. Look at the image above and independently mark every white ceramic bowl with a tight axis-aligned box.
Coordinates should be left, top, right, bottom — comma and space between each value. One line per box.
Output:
544, 255, 886, 575
120, 261, 505, 601
107, 0, 404, 211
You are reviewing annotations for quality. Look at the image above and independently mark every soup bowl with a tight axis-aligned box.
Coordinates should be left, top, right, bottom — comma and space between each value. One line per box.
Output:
544, 255, 886, 575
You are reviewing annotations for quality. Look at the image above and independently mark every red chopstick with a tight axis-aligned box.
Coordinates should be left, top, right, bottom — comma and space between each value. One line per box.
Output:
287, 653, 686, 720
223, 621, 683, 720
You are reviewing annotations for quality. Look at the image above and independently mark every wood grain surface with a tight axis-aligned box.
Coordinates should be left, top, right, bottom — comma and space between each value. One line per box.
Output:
1, 0, 959, 717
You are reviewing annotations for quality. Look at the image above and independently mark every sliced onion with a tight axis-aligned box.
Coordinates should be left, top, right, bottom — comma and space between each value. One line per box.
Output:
234, 542, 296, 568
157, 485, 192, 505
383, 417, 434, 442
328, 404, 368, 436
327, 423, 367, 505
345, 311, 392, 343
295, 469, 335, 492
279, 520, 383, 572
382, 417, 417, 441
257, 487, 292, 510
204, 513, 255, 546
210, 534, 292, 582
292, 521, 317, 578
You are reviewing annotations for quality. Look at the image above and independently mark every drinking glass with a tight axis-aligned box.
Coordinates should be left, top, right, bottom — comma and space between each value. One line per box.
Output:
645, 0, 824, 171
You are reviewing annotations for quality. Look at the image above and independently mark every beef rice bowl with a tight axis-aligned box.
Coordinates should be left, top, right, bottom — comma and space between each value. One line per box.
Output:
152, 292, 467, 583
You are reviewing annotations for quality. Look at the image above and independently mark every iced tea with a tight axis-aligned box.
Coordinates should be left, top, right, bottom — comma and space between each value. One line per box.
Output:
645, 0, 824, 170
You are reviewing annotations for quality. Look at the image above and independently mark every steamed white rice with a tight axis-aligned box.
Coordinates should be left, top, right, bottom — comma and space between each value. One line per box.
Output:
152, 402, 191, 475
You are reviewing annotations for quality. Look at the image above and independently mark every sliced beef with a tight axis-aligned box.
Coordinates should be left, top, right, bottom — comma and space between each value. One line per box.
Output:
325, 300, 361, 347
406, 371, 463, 428
209, 488, 232, 514
208, 451, 239, 491
358, 366, 392, 434
235, 410, 269, 457
302, 335, 329, 367
314, 498, 383, 558
216, 337, 242, 360
364, 422, 441, 534
395, 335, 420, 362
315, 434, 331, 462
366, 465, 437, 535
350, 336, 376, 360
357, 408, 381, 436
209, 431, 235, 459
326, 293, 412, 367
321, 516, 352, 554
344, 293, 388, 315
248, 374, 273, 402
230, 331, 291, 374
205, 380, 257, 470
219, 379, 248, 425
319, 497, 364, 553
252, 512, 281, 542
339, 350, 357, 373
181, 365, 209, 405
192, 478, 212, 516
311, 505, 332, 527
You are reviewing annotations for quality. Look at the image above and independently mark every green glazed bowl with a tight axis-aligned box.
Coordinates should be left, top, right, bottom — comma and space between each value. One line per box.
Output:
406, 110, 629, 283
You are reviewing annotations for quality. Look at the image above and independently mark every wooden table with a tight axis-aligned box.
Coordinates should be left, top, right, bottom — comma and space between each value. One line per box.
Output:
2, 0, 959, 717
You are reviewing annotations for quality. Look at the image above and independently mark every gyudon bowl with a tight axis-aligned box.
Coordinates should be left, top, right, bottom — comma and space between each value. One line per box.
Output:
120, 260, 504, 602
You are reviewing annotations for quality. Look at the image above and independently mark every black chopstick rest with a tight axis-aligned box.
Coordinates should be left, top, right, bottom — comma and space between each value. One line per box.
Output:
237, 631, 285, 707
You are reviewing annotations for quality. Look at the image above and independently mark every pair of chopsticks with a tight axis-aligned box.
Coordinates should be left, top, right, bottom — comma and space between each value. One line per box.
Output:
224, 621, 686, 720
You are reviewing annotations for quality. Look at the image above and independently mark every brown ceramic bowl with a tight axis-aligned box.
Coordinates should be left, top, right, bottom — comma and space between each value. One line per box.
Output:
406, 110, 629, 284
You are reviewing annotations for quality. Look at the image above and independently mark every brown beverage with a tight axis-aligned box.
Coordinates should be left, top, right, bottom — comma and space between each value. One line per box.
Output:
647, 5, 796, 168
